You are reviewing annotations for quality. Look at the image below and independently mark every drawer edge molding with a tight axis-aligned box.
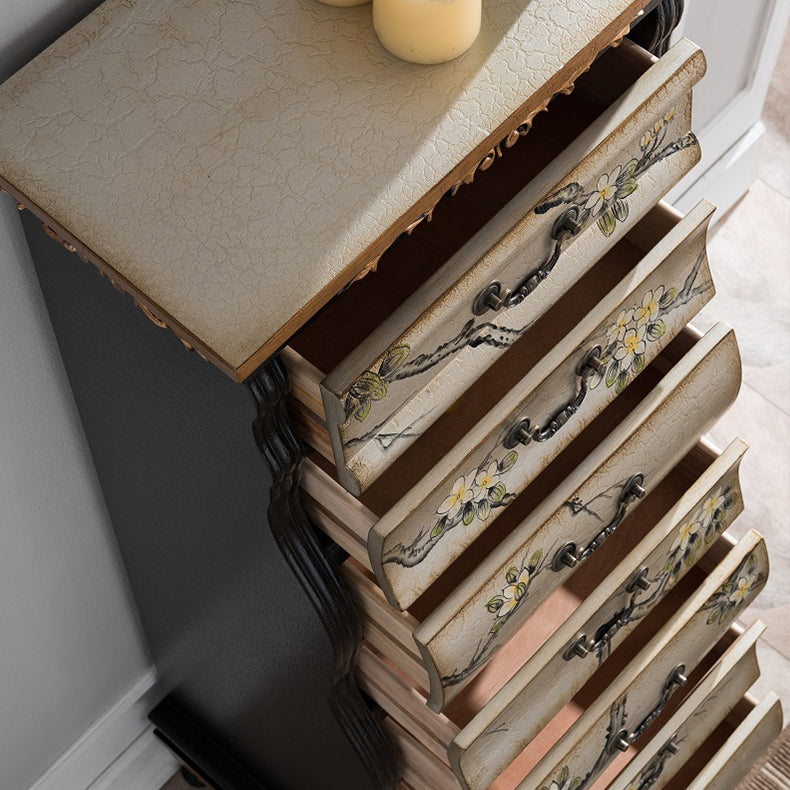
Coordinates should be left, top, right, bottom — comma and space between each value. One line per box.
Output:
606, 619, 765, 790
416, 325, 741, 710
449, 438, 750, 789
686, 692, 783, 789
413, 211, 725, 710
321, 39, 707, 495
520, 528, 770, 790
370, 214, 721, 613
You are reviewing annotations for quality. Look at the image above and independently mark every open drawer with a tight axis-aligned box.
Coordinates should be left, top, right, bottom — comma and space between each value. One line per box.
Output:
411, 322, 742, 712
306, 321, 744, 707
299, 201, 723, 616
366, 636, 779, 790
666, 692, 782, 789
443, 433, 751, 783
606, 624, 774, 790
515, 528, 768, 790
354, 530, 771, 790
283, 38, 705, 496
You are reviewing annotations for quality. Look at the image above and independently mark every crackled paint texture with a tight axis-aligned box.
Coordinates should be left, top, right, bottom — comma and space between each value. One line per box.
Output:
0, 0, 642, 370
451, 443, 748, 790
326, 47, 706, 490
522, 535, 768, 790
415, 323, 735, 712
375, 204, 715, 611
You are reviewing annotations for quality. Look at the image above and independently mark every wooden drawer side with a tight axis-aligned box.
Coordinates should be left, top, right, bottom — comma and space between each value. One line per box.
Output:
316, 40, 706, 495
450, 438, 750, 789
520, 529, 770, 790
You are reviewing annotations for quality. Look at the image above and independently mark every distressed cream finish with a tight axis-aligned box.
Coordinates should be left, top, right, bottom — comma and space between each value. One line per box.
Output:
686, 693, 783, 789
521, 529, 769, 790
292, 202, 724, 575
414, 216, 724, 711
337, 438, 769, 785
450, 437, 749, 789
370, 201, 717, 611
322, 40, 705, 494
0, 0, 646, 380
606, 620, 764, 790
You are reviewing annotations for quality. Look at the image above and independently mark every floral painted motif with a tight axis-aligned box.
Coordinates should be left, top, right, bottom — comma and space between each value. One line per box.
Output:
536, 109, 691, 238
440, 548, 547, 688
590, 284, 679, 394
541, 765, 583, 790
701, 551, 767, 626
382, 449, 518, 569
556, 478, 741, 667
342, 344, 410, 424
486, 551, 544, 629
340, 319, 530, 440
586, 162, 639, 237
338, 113, 696, 448
383, 249, 711, 578
664, 484, 739, 581
430, 451, 518, 539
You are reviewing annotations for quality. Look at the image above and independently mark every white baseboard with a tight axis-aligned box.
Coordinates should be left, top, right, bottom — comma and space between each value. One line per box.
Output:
28, 670, 177, 790
86, 728, 178, 790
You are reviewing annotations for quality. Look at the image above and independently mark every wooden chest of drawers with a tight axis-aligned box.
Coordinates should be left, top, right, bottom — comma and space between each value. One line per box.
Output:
0, 1, 781, 788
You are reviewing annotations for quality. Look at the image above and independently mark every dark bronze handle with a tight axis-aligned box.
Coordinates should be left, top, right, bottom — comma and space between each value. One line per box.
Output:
503, 346, 604, 450
632, 735, 681, 790
472, 207, 583, 315
609, 665, 688, 754
553, 474, 647, 573
563, 564, 652, 661
552, 666, 686, 790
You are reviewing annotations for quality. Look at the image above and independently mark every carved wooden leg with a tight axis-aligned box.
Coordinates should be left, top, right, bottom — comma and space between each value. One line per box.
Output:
248, 356, 400, 790
629, 0, 685, 56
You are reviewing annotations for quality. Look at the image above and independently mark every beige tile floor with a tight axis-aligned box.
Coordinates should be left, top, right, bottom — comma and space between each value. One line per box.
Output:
158, 33, 790, 790
695, 24, 790, 720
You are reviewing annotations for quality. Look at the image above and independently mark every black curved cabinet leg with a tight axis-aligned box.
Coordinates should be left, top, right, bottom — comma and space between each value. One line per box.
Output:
248, 356, 400, 790
629, 0, 685, 57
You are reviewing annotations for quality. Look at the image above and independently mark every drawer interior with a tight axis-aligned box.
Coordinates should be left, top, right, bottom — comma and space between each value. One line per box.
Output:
319, 321, 705, 602
345, 421, 723, 681
660, 695, 759, 790
305, 199, 688, 527
358, 544, 746, 790
348, 421, 740, 702
343, 328, 749, 788
286, 40, 655, 383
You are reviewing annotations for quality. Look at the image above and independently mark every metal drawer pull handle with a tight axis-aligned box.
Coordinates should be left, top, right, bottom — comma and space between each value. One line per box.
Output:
562, 564, 652, 661
553, 473, 646, 573
472, 207, 583, 315
608, 665, 688, 755
503, 346, 604, 450
633, 735, 681, 790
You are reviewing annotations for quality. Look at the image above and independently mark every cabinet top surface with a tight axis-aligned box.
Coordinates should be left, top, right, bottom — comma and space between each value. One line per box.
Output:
0, 0, 641, 379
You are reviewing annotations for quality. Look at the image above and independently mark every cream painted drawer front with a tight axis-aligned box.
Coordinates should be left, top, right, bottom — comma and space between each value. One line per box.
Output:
415, 322, 739, 712
607, 621, 764, 790
520, 529, 769, 790
319, 39, 705, 496
686, 693, 783, 789
449, 437, 748, 789
370, 201, 717, 611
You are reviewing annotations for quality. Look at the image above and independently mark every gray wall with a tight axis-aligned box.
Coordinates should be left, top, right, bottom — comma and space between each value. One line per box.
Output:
0, 2, 152, 788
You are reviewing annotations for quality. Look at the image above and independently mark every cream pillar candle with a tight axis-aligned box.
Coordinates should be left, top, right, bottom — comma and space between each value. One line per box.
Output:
373, 0, 481, 64
315, 0, 371, 6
